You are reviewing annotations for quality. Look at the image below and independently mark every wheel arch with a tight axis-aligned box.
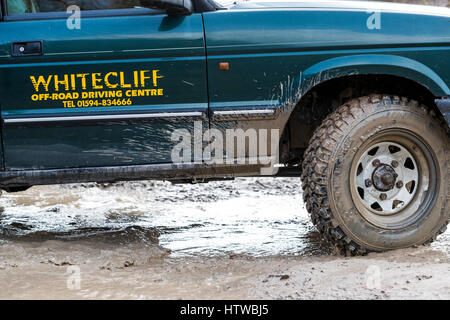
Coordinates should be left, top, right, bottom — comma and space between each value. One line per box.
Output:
299, 54, 449, 97
280, 55, 450, 165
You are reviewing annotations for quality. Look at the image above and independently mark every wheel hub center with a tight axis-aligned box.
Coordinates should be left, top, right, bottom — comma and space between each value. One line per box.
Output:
372, 164, 397, 191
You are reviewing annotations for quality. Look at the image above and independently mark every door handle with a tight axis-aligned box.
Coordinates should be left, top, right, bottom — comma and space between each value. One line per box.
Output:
11, 41, 43, 57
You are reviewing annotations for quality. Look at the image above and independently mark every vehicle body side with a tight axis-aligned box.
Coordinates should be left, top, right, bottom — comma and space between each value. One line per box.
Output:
0, 0, 448, 188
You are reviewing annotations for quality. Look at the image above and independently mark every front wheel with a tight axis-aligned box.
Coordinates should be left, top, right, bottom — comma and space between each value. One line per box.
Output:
301, 94, 449, 255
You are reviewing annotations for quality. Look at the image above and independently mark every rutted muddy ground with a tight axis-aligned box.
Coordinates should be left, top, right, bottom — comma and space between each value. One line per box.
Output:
0, 178, 448, 300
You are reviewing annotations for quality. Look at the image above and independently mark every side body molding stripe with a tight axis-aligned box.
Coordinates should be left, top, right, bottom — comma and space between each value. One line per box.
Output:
3, 111, 206, 127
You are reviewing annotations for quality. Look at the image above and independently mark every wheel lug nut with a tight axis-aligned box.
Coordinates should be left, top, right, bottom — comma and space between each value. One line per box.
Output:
396, 181, 403, 188
380, 193, 387, 200
372, 159, 380, 167
391, 160, 399, 168
365, 179, 372, 187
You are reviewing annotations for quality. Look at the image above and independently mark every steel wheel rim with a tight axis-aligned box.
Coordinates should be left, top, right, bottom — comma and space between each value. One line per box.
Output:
350, 130, 438, 230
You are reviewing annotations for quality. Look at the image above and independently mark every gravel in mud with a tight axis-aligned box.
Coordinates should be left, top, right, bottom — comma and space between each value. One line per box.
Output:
0, 178, 448, 300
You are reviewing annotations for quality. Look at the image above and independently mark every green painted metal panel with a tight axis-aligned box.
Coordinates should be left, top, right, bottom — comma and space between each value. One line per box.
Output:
0, 13, 208, 170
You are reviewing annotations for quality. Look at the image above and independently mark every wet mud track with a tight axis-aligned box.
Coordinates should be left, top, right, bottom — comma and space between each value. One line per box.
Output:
0, 178, 448, 299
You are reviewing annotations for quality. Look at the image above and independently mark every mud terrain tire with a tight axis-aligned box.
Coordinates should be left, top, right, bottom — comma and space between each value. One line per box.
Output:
301, 94, 449, 255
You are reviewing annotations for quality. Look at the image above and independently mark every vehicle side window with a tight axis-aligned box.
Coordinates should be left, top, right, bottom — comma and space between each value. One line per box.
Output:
6, 0, 145, 15
8, 0, 39, 14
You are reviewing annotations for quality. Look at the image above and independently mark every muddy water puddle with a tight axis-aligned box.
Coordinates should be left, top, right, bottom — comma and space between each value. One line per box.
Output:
0, 178, 333, 257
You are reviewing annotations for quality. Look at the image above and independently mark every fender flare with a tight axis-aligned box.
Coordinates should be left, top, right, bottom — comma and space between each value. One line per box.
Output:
299, 54, 450, 97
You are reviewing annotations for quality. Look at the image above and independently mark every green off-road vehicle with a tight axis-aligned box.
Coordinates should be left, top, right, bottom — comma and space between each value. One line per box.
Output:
0, 0, 448, 255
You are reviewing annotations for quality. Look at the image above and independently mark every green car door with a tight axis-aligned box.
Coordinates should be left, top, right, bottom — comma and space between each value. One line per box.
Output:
0, 1, 208, 170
